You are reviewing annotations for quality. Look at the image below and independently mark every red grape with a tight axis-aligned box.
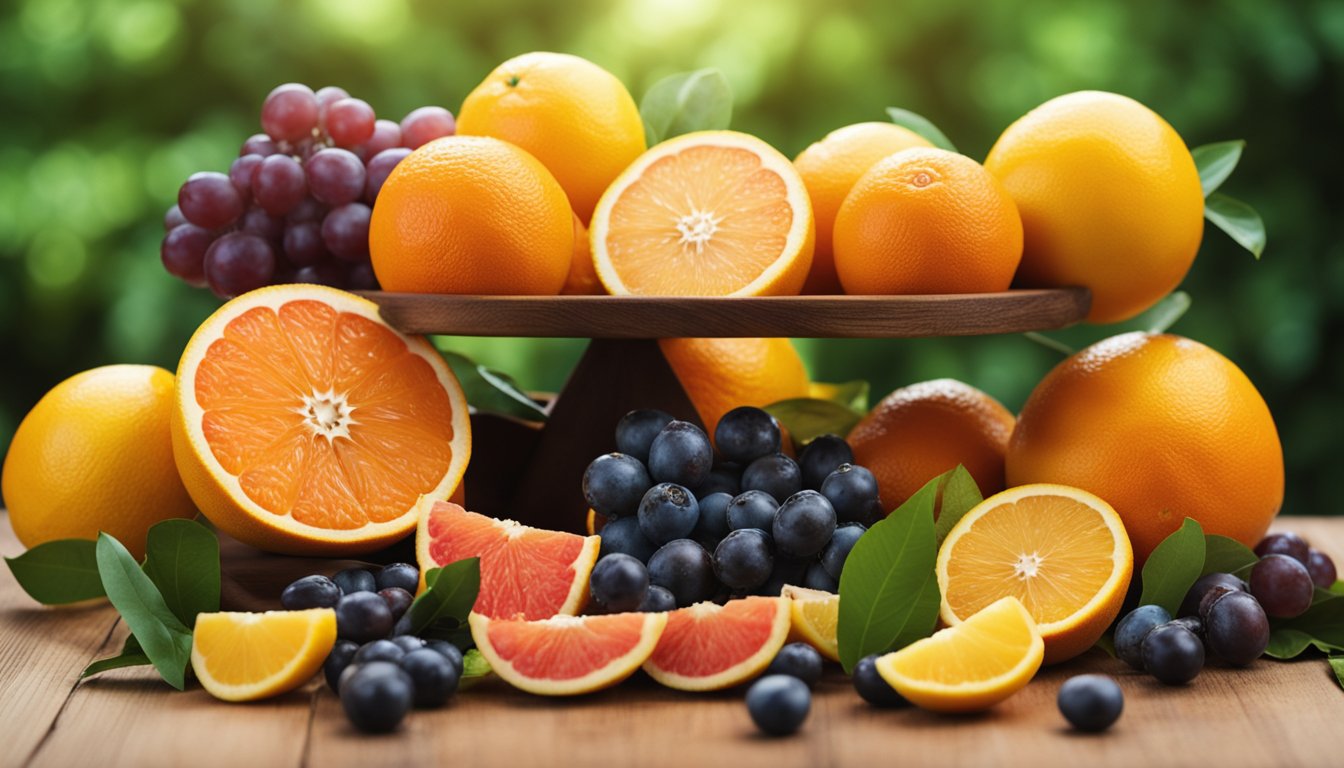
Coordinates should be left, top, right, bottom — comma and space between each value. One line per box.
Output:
252, 155, 308, 215
346, 261, 379, 290
261, 83, 319, 142
325, 98, 376, 147
364, 147, 410, 203
164, 204, 187, 231
229, 154, 264, 201
240, 206, 285, 242
240, 133, 278, 157
205, 233, 276, 298
286, 197, 327, 223
179, 172, 244, 229
307, 148, 366, 206
1249, 554, 1314, 618
293, 261, 347, 288
316, 86, 351, 118
162, 224, 215, 285
400, 106, 455, 149
283, 221, 328, 266
321, 203, 372, 261
364, 120, 402, 158
1308, 548, 1337, 587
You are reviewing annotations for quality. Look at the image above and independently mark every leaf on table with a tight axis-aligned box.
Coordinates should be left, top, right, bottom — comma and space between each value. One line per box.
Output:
1191, 140, 1245, 197
1138, 518, 1206, 615
885, 107, 957, 152
1093, 632, 1117, 658
438, 349, 548, 421
95, 533, 193, 690
1330, 656, 1344, 692
141, 519, 220, 628
1266, 595, 1344, 659
4, 539, 105, 605
82, 635, 151, 678
933, 465, 983, 548
764, 398, 863, 446
1313, 587, 1340, 607
406, 558, 481, 639
640, 68, 733, 146
1202, 534, 1258, 576
1205, 192, 1266, 259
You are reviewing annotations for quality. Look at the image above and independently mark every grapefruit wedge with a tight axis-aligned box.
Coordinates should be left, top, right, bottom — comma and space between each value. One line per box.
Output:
417, 499, 600, 620
470, 611, 667, 696
643, 596, 791, 691
171, 285, 470, 556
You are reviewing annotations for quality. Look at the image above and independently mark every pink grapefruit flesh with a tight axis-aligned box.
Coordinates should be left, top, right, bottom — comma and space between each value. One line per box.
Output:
643, 596, 792, 691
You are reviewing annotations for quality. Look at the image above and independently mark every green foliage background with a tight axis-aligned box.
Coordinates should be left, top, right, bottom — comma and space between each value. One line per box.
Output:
1, 0, 1340, 513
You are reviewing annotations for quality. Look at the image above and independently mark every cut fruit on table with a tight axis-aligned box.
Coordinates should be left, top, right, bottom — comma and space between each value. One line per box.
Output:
781, 584, 840, 662
469, 611, 668, 696
590, 130, 815, 297
416, 499, 600, 619
936, 484, 1133, 664
876, 596, 1044, 713
643, 596, 792, 691
190, 609, 337, 702
170, 284, 471, 556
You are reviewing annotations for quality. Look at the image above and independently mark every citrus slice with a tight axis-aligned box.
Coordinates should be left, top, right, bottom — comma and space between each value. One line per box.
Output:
936, 483, 1133, 664
780, 585, 839, 662
469, 611, 667, 696
875, 596, 1043, 713
643, 596, 791, 691
590, 130, 814, 297
416, 499, 599, 620
190, 608, 337, 702
171, 284, 470, 556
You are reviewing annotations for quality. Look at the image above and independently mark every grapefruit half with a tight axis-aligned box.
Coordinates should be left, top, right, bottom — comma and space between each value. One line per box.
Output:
643, 596, 791, 691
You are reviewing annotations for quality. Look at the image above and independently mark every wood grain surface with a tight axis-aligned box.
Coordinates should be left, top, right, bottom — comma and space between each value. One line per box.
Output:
360, 289, 1091, 338
3, 513, 1342, 768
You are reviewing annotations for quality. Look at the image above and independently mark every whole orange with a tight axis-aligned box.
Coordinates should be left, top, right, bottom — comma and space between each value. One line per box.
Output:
984, 91, 1204, 323
793, 122, 933, 294
457, 52, 645, 224
561, 214, 603, 295
833, 148, 1023, 295
369, 136, 573, 295
659, 338, 810, 440
848, 379, 1016, 511
1006, 332, 1283, 564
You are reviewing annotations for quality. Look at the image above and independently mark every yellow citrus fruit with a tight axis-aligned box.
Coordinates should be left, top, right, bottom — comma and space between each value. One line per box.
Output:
2, 365, 195, 560
793, 122, 934, 294
369, 135, 573, 295
1006, 332, 1283, 564
848, 379, 1015, 512
780, 584, 839, 662
834, 147, 1023, 295
659, 337, 810, 440
171, 284, 471, 556
876, 596, 1043, 713
937, 484, 1133, 664
591, 130, 815, 297
984, 91, 1205, 323
560, 213, 603, 295
457, 52, 645, 223
190, 609, 336, 702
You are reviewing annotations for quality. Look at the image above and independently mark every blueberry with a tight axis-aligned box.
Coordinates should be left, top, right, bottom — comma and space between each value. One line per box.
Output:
335, 591, 394, 643
741, 454, 802, 503
774, 490, 837, 559
695, 465, 742, 499
638, 585, 677, 613
765, 642, 823, 688
378, 587, 414, 621
746, 675, 811, 736
615, 409, 674, 464
692, 492, 733, 543
323, 638, 359, 692
820, 464, 881, 524
340, 661, 414, 733
590, 553, 651, 612
798, 435, 853, 490
391, 613, 414, 638
1253, 531, 1310, 565
391, 635, 426, 653
1178, 572, 1245, 619
1307, 548, 1338, 588
757, 557, 809, 597
852, 654, 907, 707
1249, 554, 1314, 618
375, 562, 419, 593
1113, 604, 1171, 670
1057, 674, 1124, 732
353, 639, 405, 664
713, 529, 774, 591
647, 539, 716, 607
714, 407, 782, 465
638, 482, 700, 545
598, 515, 657, 562
423, 640, 464, 676
399, 648, 459, 708
803, 561, 839, 593
647, 420, 713, 489
727, 490, 779, 532
821, 523, 866, 579
1141, 623, 1204, 685
1204, 590, 1269, 665
583, 452, 653, 518
281, 574, 341, 610
332, 568, 376, 595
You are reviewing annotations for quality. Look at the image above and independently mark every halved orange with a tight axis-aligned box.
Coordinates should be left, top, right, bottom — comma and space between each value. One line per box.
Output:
171, 285, 470, 556
876, 596, 1043, 713
780, 585, 839, 662
590, 130, 814, 297
190, 608, 337, 702
936, 483, 1133, 664
469, 611, 667, 696
643, 596, 791, 691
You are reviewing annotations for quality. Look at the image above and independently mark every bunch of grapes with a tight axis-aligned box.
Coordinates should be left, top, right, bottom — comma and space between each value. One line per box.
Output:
161, 83, 457, 298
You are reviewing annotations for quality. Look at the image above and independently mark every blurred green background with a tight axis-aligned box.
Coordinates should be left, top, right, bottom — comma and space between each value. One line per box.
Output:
1, 0, 1340, 512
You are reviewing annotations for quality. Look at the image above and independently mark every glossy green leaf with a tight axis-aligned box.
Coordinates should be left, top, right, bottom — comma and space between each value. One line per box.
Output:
94, 533, 193, 690
1265, 595, 1344, 659
1191, 140, 1244, 196
1330, 657, 1344, 692
1201, 534, 1257, 576
406, 558, 481, 640
1138, 518, 1205, 615
809, 379, 870, 413
438, 349, 547, 421
764, 398, 862, 445
1144, 291, 1192, 334
4, 539, 105, 604
932, 465, 982, 547
1205, 192, 1266, 259
82, 636, 150, 678
640, 69, 733, 145
885, 107, 957, 152
141, 519, 219, 628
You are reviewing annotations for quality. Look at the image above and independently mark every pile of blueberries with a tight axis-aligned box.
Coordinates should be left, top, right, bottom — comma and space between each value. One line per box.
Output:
280, 563, 463, 733
583, 406, 883, 613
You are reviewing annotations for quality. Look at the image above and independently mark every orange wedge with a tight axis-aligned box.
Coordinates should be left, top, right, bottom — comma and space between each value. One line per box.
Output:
590, 130, 814, 297
171, 285, 470, 556
876, 596, 1043, 713
780, 585, 840, 662
643, 597, 791, 691
190, 609, 337, 702
936, 484, 1133, 664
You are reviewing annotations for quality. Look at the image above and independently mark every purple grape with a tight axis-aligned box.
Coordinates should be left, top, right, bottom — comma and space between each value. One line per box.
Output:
252, 155, 308, 215
229, 154, 264, 201
322, 202, 372, 261
1204, 590, 1269, 666
164, 204, 186, 231
293, 261, 347, 288
1254, 532, 1310, 565
315, 85, 351, 118
364, 119, 402, 159
283, 221, 329, 266
240, 133, 278, 157
365, 147, 411, 202
1178, 572, 1245, 619
286, 197, 327, 223
307, 148, 366, 206
204, 233, 276, 298
178, 172, 244, 229
261, 83, 319, 142
161, 224, 214, 285
346, 262, 378, 290
1307, 548, 1337, 588
325, 98, 376, 147
400, 106, 455, 149
1249, 554, 1314, 618
239, 206, 284, 242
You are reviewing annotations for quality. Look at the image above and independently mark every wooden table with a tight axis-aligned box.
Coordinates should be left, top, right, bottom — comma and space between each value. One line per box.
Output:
3, 513, 1341, 768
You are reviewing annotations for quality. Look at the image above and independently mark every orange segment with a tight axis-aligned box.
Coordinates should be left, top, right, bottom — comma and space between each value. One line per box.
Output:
190, 609, 337, 702
642, 597, 791, 691
591, 131, 814, 297
780, 585, 840, 662
936, 484, 1133, 664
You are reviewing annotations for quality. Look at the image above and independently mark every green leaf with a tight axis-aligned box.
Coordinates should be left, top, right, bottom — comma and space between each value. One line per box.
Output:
639, 69, 733, 145
808, 379, 869, 413
462, 648, 491, 679
1093, 632, 1116, 658
933, 465, 982, 548
1138, 518, 1206, 615
438, 349, 547, 421
141, 519, 219, 629
764, 398, 862, 445
1191, 140, 1244, 197
406, 558, 481, 639
1144, 291, 1192, 334
82, 636, 151, 678
836, 475, 941, 672
4, 539, 105, 604
1313, 587, 1340, 606
1331, 580, 1344, 596
1201, 534, 1257, 576
1330, 657, 1344, 692
1205, 192, 1266, 259
94, 533, 193, 690
885, 107, 957, 152
1265, 595, 1344, 659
